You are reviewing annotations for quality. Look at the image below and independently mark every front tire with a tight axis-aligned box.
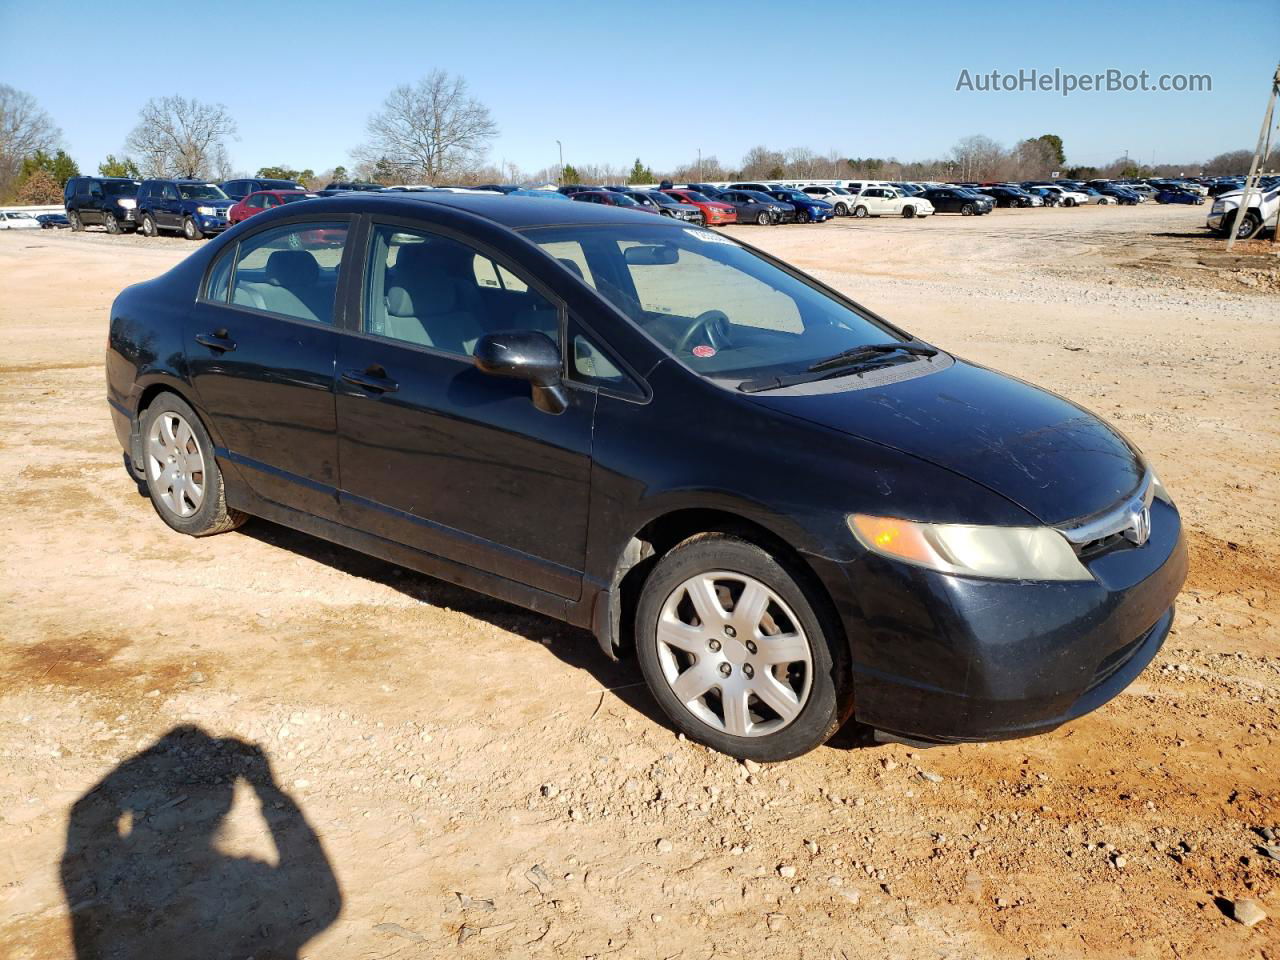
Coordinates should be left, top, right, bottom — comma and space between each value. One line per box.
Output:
755, 211, 770, 225
182, 216, 203, 240
834, 203, 848, 217
902, 206, 915, 218
69, 211, 83, 232
1235, 211, 1262, 240
635, 534, 850, 762
140, 393, 246, 537
104, 212, 120, 235
853, 205, 868, 219
140, 214, 157, 237
960, 203, 974, 216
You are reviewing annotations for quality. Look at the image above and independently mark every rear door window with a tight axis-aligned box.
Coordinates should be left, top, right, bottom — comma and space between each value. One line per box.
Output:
227, 222, 349, 324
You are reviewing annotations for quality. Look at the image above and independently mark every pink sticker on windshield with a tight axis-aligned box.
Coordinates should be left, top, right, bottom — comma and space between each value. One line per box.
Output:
692, 345, 716, 358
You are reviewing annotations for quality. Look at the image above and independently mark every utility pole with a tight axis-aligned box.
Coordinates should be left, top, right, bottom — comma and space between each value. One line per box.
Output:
1226, 63, 1280, 251
556, 140, 564, 184
698, 147, 702, 182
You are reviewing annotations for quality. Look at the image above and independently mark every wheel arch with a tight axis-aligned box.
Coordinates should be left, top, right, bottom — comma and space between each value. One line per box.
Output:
592, 506, 846, 664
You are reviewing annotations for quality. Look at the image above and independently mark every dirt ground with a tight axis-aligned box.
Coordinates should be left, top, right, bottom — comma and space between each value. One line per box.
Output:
0, 204, 1277, 960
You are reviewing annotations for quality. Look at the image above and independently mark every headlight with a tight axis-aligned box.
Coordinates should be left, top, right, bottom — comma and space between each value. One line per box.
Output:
196, 205, 218, 216
116, 198, 136, 209
848, 514, 1091, 581
1210, 201, 1225, 213
1150, 470, 1174, 505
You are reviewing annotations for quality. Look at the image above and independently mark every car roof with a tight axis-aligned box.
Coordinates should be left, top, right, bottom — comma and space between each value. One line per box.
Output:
298, 190, 684, 230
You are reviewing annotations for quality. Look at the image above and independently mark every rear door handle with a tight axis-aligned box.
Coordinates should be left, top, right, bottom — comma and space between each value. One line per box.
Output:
341, 367, 399, 394
195, 331, 236, 352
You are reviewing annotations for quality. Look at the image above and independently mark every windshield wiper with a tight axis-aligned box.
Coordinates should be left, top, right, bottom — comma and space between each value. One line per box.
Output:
806, 342, 937, 372
737, 341, 938, 394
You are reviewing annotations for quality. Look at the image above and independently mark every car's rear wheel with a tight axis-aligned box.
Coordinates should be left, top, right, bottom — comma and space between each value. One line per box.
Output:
635, 534, 851, 762
834, 203, 848, 216
140, 393, 246, 537
104, 212, 120, 235
68, 211, 83, 231
697, 212, 707, 227
140, 214, 157, 237
182, 216, 203, 240
853, 205, 868, 218
755, 211, 770, 225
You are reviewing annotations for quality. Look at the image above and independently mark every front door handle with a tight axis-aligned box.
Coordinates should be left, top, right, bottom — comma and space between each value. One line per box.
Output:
195, 330, 236, 352
342, 367, 399, 394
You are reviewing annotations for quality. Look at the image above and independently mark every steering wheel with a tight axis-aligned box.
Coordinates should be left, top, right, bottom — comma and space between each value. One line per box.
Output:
674, 309, 731, 355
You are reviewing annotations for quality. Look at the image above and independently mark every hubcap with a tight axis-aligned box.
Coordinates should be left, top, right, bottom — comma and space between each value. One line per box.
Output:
655, 572, 813, 738
147, 412, 206, 517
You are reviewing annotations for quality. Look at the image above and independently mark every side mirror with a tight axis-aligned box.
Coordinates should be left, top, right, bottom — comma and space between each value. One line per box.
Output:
473, 331, 568, 415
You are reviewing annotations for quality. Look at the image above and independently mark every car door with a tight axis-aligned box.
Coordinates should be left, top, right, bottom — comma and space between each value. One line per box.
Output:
333, 220, 595, 600
79, 181, 102, 225
157, 183, 181, 229
185, 217, 353, 520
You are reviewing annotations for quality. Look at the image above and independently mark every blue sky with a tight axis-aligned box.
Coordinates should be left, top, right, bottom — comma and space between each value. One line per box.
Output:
2, 0, 1276, 176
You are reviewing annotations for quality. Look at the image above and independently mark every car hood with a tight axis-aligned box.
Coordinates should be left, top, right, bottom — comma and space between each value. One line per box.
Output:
753, 358, 1144, 525
185, 198, 234, 208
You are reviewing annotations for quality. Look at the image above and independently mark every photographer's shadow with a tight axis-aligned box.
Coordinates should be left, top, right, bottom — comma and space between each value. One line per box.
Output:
60, 725, 341, 960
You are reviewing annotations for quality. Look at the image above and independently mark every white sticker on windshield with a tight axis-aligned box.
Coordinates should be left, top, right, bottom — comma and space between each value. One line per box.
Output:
683, 228, 736, 245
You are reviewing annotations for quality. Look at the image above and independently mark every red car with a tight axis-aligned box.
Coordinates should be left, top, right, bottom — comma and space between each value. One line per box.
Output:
228, 189, 313, 225
570, 190, 660, 214
662, 188, 737, 226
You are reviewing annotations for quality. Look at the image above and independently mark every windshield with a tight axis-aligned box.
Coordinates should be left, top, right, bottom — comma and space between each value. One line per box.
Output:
178, 183, 228, 200
774, 190, 806, 200
280, 193, 309, 203
525, 224, 900, 380
679, 191, 710, 203
101, 181, 139, 197
649, 192, 679, 205
611, 193, 639, 206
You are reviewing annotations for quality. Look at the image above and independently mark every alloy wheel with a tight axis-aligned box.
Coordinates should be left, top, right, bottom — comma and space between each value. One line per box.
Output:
147, 411, 206, 518
655, 572, 813, 737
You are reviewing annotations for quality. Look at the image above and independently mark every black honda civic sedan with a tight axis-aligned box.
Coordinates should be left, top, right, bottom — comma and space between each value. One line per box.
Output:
107, 192, 1187, 761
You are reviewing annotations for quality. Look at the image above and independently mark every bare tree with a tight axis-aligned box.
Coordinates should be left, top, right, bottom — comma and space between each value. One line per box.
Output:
740, 145, 787, 179
950, 134, 1005, 181
125, 96, 237, 179
0, 84, 62, 200
357, 71, 498, 183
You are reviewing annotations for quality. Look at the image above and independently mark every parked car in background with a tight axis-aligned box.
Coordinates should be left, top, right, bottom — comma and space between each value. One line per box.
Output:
1155, 188, 1204, 205
728, 182, 777, 193
64, 176, 141, 233
976, 186, 1034, 208
571, 190, 657, 213
679, 183, 730, 201
798, 184, 858, 216
850, 186, 933, 219
718, 189, 794, 224
767, 188, 834, 223
1024, 186, 1061, 207
662, 188, 738, 225
0, 210, 40, 229
135, 179, 234, 239
36, 212, 70, 228
1089, 182, 1139, 205
643, 191, 704, 222
315, 181, 384, 196
105, 190, 1188, 761
557, 184, 595, 196
469, 184, 522, 194
1039, 185, 1091, 207
228, 189, 316, 225
922, 187, 992, 215
506, 188, 573, 201
221, 177, 305, 200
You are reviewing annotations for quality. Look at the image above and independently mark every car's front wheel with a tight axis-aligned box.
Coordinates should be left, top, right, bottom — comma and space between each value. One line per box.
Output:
182, 216, 203, 240
68, 211, 83, 231
1235, 211, 1262, 240
834, 203, 848, 216
104, 212, 120, 234
635, 533, 850, 762
140, 393, 246, 537
755, 211, 770, 225
902, 206, 915, 218
140, 214, 157, 237
853, 205, 868, 218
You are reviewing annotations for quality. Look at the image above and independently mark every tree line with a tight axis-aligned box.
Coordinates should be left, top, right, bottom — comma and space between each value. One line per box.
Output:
1, 76, 1274, 206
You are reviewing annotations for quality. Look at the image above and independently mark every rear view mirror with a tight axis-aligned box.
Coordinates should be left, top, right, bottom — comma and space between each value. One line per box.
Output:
622, 244, 679, 266
473, 331, 568, 415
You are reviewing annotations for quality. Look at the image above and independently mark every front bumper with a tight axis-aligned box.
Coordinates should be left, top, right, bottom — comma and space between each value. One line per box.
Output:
812, 498, 1188, 743
196, 213, 230, 233
1206, 209, 1231, 230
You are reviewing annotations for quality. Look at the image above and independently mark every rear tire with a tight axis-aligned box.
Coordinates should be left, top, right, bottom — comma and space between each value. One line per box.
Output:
182, 216, 203, 240
635, 533, 851, 762
68, 211, 83, 232
139, 393, 246, 537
